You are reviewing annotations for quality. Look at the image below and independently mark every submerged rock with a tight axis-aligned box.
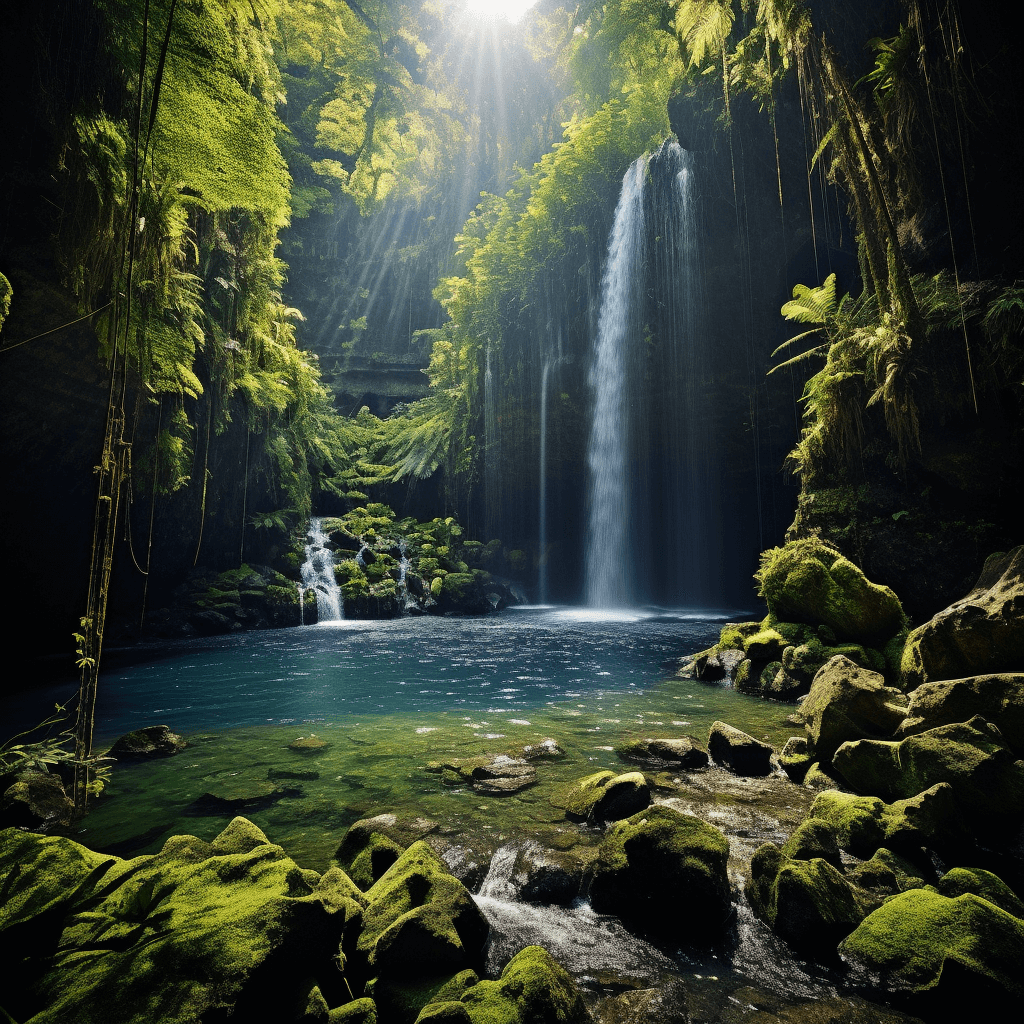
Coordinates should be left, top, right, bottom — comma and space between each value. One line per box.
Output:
901, 546, 1024, 688
615, 735, 709, 770
290, 734, 330, 753
108, 724, 187, 759
589, 805, 731, 937
839, 888, 1024, 1013
708, 721, 774, 776
426, 755, 537, 795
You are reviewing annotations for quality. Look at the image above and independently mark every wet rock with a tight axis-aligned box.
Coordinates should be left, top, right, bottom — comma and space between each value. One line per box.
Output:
896, 673, 1024, 755
520, 738, 566, 761
755, 538, 906, 645
591, 979, 689, 1024
427, 755, 537, 795
746, 843, 877, 953
513, 845, 592, 905
839, 888, 1024, 1013
290, 735, 330, 753
744, 627, 788, 662
187, 781, 303, 815
831, 716, 1024, 832
590, 805, 731, 937
708, 721, 774, 776
781, 818, 843, 869
559, 770, 651, 823
901, 546, 1024, 688
0, 819, 357, 1024
800, 656, 909, 764
807, 784, 969, 860
108, 724, 187, 759
679, 647, 745, 682
615, 736, 709, 770
0, 772, 74, 829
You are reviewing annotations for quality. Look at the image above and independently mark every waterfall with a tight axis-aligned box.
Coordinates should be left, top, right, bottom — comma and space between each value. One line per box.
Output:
538, 357, 551, 604
585, 156, 646, 608
299, 517, 343, 622
584, 142, 714, 609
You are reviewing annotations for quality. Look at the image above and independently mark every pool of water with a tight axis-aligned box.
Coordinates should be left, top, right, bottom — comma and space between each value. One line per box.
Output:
6, 607, 919, 1022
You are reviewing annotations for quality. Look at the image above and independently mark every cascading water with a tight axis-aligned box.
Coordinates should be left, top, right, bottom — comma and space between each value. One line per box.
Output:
584, 142, 714, 608
299, 517, 343, 622
584, 156, 646, 608
538, 357, 551, 605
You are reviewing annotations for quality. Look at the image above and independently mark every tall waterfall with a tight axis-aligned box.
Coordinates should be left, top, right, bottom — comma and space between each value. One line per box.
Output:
300, 517, 343, 622
585, 142, 714, 608
538, 357, 551, 604
585, 156, 646, 607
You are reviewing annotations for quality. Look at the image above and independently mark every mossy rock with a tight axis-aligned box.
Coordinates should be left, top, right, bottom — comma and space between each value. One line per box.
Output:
589, 805, 730, 937
896, 673, 1024, 756
557, 771, 650, 823
455, 946, 592, 1024
746, 844, 877, 953
839, 889, 1024, 1012
707, 721, 773, 776
329, 997, 379, 1023
615, 736, 709, 770
832, 716, 1024, 832
744, 628, 787, 661
781, 818, 843, 869
755, 539, 906, 645
357, 842, 488, 980
370, 969, 478, 1024
800, 656, 909, 764
0, 819, 356, 1024
108, 724, 187, 759
807, 784, 968, 861
936, 866, 1024, 919
900, 546, 1024, 689
779, 736, 814, 784
847, 847, 928, 895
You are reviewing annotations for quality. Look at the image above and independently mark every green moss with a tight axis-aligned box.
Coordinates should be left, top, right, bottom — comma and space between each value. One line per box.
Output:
839, 889, 1024, 1008
937, 867, 1024, 919
329, 997, 379, 1023
755, 539, 906, 645
847, 847, 927, 894
458, 946, 590, 1024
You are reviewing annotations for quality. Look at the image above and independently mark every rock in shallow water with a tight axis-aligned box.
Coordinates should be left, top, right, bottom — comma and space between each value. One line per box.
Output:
708, 721, 774, 776
616, 735, 709, 770
108, 724, 187, 759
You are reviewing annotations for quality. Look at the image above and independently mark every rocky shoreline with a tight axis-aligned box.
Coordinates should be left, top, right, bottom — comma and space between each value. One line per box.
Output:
2, 541, 1022, 1022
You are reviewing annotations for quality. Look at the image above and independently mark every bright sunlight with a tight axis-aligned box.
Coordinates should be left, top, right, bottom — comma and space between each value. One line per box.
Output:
464, 0, 539, 23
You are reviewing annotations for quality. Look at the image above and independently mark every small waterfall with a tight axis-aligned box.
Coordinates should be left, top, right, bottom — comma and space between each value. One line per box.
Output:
538, 357, 551, 604
477, 843, 523, 902
299, 517, 343, 622
585, 156, 646, 608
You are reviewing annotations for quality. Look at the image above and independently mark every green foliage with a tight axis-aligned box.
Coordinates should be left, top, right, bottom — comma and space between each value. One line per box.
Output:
0, 271, 12, 332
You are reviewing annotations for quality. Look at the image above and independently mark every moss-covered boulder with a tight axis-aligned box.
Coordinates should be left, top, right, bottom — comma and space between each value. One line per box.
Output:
0, 819, 359, 1024
558, 770, 651, 823
331, 997, 380, 1023
800, 656, 909, 763
896, 673, 1024, 755
746, 843, 877, 953
589, 805, 731, 937
707, 721, 774, 776
936, 866, 1024, 918
356, 842, 488, 981
831, 716, 1024, 831
453, 946, 592, 1024
780, 818, 843, 869
754, 539, 906, 645
846, 847, 928, 896
615, 736, 709, 770
839, 889, 1024, 1012
901, 546, 1024, 689
334, 813, 439, 890
807, 784, 968, 860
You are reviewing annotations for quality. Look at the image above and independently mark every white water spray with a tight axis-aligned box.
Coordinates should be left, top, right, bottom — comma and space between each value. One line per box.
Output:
585, 156, 646, 607
299, 517, 343, 622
